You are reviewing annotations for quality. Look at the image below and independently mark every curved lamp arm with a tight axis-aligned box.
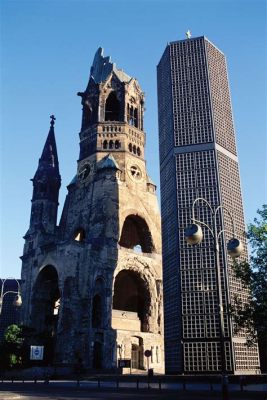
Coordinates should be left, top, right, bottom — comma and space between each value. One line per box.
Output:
214, 205, 236, 238
192, 197, 214, 220
0, 290, 21, 301
0, 278, 22, 314
217, 229, 238, 242
191, 217, 214, 238
191, 198, 215, 238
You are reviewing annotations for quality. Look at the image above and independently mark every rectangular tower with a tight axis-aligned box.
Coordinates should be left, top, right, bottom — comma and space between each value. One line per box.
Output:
157, 36, 260, 374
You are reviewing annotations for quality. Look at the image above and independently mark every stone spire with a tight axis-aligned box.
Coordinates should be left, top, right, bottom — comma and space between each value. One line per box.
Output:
32, 115, 61, 203
35, 115, 59, 177
24, 116, 61, 246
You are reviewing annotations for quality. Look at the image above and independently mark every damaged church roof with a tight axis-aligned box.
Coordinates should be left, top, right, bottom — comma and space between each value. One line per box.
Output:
90, 47, 131, 84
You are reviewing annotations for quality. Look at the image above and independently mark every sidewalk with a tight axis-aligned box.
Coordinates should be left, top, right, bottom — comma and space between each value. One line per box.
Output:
1, 380, 266, 400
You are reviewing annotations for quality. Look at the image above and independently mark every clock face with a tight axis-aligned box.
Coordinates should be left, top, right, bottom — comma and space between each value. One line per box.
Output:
78, 162, 91, 181
128, 164, 142, 181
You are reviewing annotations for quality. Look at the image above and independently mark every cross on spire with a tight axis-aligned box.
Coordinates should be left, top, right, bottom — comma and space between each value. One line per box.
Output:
50, 115, 56, 127
186, 30, 192, 39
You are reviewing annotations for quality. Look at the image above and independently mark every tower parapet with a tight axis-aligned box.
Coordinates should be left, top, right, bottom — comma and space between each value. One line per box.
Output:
77, 48, 145, 164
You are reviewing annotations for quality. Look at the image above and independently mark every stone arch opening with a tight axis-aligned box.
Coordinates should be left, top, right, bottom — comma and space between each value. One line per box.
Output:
113, 270, 151, 332
92, 294, 102, 328
93, 341, 102, 368
127, 104, 138, 128
31, 265, 60, 336
131, 336, 144, 369
119, 215, 154, 253
105, 92, 120, 121
82, 98, 97, 129
83, 101, 92, 127
115, 140, 120, 149
91, 278, 105, 329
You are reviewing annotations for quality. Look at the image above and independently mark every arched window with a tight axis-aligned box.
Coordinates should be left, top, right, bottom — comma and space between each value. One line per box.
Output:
134, 108, 138, 128
127, 103, 138, 127
92, 294, 102, 328
115, 140, 120, 149
137, 147, 141, 156
103, 140, 108, 149
129, 143, 132, 152
128, 106, 134, 126
109, 140, 114, 149
133, 145, 137, 154
83, 102, 92, 129
140, 100, 144, 131
127, 104, 130, 122
92, 277, 105, 329
74, 228, 85, 242
105, 92, 120, 121
119, 215, 154, 253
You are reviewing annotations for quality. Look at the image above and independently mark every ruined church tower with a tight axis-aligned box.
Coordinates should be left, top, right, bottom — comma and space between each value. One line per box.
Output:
21, 48, 164, 372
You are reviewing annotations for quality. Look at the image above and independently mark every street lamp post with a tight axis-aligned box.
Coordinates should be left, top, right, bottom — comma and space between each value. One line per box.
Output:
0, 278, 22, 315
185, 198, 243, 398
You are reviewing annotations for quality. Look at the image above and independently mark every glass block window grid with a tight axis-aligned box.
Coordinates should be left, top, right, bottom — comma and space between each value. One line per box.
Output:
157, 47, 175, 163
184, 342, 221, 372
205, 40, 237, 155
158, 36, 260, 373
170, 38, 214, 147
233, 342, 260, 371
175, 149, 234, 369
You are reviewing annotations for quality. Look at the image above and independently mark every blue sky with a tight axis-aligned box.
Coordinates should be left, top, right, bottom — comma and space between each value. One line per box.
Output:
1, 0, 266, 278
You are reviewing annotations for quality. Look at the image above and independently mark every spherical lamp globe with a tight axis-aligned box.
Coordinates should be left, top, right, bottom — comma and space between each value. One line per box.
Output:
185, 224, 203, 245
227, 238, 243, 258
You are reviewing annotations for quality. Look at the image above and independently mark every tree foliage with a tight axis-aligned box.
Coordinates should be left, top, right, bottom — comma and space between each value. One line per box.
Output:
0, 324, 23, 369
0, 324, 56, 372
232, 204, 267, 370
4, 324, 23, 344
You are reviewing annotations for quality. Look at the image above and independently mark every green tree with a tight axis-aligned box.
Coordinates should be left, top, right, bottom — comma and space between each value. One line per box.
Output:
0, 324, 23, 369
233, 204, 267, 371
4, 324, 22, 344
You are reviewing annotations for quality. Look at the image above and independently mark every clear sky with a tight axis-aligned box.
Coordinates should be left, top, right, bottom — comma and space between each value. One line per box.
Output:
1, 0, 266, 279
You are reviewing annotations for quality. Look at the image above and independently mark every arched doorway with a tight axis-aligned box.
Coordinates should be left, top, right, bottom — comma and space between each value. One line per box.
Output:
131, 337, 144, 370
131, 344, 139, 368
31, 265, 60, 363
31, 265, 60, 335
113, 269, 151, 332
93, 341, 102, 368
119, 215, 154, 253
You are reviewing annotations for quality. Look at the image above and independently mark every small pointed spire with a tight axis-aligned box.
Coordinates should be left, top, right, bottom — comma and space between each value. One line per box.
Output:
50, 114, 56, 127
39, 115, 59, 173
30, 115, 61, 230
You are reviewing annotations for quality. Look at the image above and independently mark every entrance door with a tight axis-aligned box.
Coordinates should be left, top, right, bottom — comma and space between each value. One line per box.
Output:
131, 344, 140, 369
93, 341, 102, 369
